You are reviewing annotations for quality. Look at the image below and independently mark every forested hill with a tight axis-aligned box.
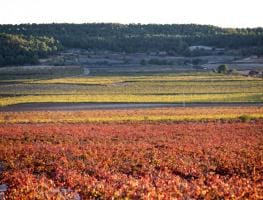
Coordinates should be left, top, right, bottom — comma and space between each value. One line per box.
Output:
0, 23, 263, 67
0, 33, 61, 66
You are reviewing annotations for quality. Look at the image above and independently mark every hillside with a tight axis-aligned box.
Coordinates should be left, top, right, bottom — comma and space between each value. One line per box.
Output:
0, 23, 263, 67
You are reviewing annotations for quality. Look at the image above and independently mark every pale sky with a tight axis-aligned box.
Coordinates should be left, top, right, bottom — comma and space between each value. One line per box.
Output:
0, 0, 263, 28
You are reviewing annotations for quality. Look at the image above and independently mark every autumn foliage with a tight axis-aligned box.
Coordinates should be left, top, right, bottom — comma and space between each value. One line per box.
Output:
1, 107, 263, 123
0, 121, 262, 199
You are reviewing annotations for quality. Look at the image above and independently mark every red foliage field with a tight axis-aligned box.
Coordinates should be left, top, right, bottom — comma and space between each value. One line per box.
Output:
0, 121, 262, 199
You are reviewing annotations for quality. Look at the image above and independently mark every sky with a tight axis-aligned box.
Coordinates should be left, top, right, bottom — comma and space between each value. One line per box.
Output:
0, 0, 263, 28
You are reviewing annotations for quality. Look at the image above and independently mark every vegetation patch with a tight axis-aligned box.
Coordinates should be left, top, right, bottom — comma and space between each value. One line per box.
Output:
0, 74, 262, 106
0, 121, 262, 198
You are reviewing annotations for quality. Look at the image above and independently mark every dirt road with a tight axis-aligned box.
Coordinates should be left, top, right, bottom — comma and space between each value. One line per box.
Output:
0, 102, 262, 112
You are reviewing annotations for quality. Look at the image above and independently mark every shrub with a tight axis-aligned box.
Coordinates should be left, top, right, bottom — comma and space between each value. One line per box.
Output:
217, 64, 228, 74
239, 115, 252, 122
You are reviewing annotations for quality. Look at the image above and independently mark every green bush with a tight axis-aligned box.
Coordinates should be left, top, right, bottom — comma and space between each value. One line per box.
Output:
239, 115, 252, 122
217, 64, 228, 74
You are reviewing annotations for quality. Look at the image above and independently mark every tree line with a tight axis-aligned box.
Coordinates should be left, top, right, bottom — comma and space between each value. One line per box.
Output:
0, 23, 263, 67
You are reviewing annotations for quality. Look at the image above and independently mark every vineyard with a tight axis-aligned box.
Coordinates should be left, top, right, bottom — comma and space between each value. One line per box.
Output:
0, 72, 262, 199
0, 73, 263, 106
0, 121, 262, 199
1, 107, 263, 123
1, 14, 263, 200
